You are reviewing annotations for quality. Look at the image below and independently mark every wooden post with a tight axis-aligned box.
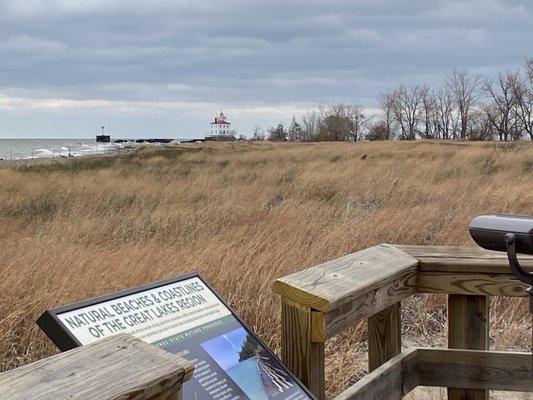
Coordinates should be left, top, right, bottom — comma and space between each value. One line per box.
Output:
368, 302, 401, 372
281, 298, 326, 399
448, 294, 489, 400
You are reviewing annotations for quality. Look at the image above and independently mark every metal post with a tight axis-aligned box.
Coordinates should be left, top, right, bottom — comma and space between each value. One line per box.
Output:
505, 233, 533, 375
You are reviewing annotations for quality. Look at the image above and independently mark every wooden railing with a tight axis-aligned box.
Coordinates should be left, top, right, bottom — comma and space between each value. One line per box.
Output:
0, 333, 194, 400
273, 244, 533, 400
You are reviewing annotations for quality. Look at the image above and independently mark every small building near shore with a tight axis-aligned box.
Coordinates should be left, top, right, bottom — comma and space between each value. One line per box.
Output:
96, 126, 111, 142
207, 111, 234, 141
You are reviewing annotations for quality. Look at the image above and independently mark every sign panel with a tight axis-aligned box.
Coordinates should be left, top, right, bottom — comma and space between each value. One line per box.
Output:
37, 274, 315, 400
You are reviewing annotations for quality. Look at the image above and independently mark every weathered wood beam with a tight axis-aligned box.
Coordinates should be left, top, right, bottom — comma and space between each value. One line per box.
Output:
0, 333, 194, 400
334, 348, 419, 400
398, 244, 532, 296
322, 271, 413, 339
281, 299, 325, 399
447, 294, 489, 400
409, 271, 527, 296
334, 348, 533, 400
395, 244, 533, 274
273, 244, 419, 313
416, 348, 533, 392
368, 302, 401, 372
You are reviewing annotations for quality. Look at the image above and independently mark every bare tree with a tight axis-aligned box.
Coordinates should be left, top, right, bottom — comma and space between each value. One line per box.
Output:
316, 104, 367, 141
365, 121, 389, 140
252, 126, 265, 141
526, 58, 533, 81
390, 85, 427, 140
511, 59, 533, 140
347, 105, 368, 141
421, 89, 436, 139
467, 109, 493, 140
432, 88, 458, 139
269, 61, 533, 143
377, 92, 396, 139
301, 110, 320, 141
318, 104, 347, 141
445, 69, 481, 139
483, 72, 521, 141
287, 115, 304, 141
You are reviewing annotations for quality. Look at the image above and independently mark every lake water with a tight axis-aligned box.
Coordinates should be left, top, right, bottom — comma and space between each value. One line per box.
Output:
226, 356, 269, 400
0, 139, 122, 160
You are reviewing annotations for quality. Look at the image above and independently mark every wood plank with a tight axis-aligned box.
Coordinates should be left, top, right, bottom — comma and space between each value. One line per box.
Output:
0, 333, 194, 400
409, 271, 528, 297
447, 294, 489, 400
416, 348, 533, 392
323, 270, 413, 339
333, 348, 532, 400
310, 310, 325, 342
334, 348, 419, 400
273, 244, 419, 312
395, 244, 533, 274
281, 299, 325, 400
368, 302, 401, 372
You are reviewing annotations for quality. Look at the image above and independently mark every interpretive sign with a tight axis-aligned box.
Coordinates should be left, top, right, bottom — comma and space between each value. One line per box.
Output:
37, 273, 315, 400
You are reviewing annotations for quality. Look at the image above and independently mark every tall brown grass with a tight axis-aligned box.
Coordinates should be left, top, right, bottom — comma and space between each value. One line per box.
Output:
0, 141, 531, 398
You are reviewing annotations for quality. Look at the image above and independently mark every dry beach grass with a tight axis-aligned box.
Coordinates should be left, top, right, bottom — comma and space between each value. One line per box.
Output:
0, 140, 532, 398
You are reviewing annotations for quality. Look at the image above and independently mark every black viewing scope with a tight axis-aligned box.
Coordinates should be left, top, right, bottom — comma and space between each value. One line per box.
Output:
469, 213, 533, 315
469, 214, 533, 255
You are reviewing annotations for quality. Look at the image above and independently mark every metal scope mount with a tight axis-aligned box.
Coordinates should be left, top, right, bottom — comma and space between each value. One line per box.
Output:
505, 232, 533, 313
469, 214, 533, 313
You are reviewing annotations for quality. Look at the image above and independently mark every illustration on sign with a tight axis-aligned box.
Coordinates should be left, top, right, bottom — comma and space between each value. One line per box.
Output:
38, 275, 314, 400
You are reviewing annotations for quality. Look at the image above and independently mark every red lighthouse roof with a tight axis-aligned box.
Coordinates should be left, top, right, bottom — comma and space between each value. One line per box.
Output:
210, 111, 230, 125
210, 119, 230, 125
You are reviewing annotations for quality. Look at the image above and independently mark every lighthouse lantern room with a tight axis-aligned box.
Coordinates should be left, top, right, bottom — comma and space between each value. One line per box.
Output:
209, 111, 231, 137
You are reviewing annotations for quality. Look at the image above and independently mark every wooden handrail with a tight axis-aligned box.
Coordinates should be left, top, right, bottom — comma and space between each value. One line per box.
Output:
396, 244, 533, 274
272, 244, 419, 313
0, 333, 194, 400
334, 348, 533, 400
273, 244, 533, 399
274, 244, 419, 342
274, 245, 533, 310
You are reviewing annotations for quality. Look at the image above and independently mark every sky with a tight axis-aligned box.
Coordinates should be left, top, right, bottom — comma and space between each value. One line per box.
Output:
0, 0, 532, 139
201, 327, 248, 370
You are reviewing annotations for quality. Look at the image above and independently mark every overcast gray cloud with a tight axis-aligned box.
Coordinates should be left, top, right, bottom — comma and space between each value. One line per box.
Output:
0, 0, 532, 138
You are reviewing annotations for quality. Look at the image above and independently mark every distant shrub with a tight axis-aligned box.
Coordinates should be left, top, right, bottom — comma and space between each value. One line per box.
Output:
522, 158, 533, 172
433, 167, 463, 183
217, 159, 230, 169
475, 155, 498, 176
1, 195, 61, 221
307, 183, 338, 203
265, 192, 284, 210
278, 169, 297, 185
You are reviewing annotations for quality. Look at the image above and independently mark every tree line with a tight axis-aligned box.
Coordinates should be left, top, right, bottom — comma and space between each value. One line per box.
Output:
255, 58, 533, 142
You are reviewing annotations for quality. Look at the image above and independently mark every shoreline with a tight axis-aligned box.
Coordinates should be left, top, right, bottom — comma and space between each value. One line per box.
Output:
0, 145, 137, 168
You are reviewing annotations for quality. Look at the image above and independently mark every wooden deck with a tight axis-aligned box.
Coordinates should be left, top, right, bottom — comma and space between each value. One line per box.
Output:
273, 244, 533, 400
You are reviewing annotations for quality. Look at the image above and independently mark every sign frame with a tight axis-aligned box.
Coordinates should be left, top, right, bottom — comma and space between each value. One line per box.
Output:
37, 272, 317, 400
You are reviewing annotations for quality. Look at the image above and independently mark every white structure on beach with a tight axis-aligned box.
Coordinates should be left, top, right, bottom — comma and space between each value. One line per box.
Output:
209, 111, 231, 137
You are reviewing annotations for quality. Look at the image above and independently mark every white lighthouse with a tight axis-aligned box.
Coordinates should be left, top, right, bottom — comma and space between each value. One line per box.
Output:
209, 111, 232, 138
